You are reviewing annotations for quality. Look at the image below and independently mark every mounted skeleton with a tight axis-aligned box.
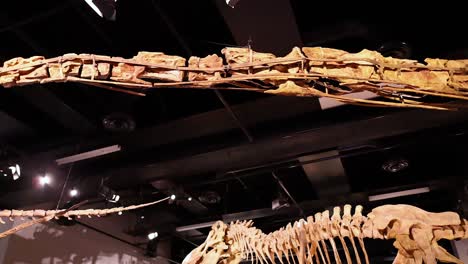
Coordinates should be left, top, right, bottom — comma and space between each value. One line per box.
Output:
1, 47, 467, 262
182, 205, 468, 264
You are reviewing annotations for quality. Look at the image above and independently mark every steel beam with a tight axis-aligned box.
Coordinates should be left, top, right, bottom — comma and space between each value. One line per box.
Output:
0, 3, 70, 34
151, 1, 254, 142
108, 105, 468, 188
0, 111, 34, 142
176, 180, 451, 233
14, 86, 96, 134
0, 11, 96, 134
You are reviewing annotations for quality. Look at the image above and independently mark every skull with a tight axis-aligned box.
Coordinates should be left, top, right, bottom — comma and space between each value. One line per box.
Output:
182, 221, 231, 264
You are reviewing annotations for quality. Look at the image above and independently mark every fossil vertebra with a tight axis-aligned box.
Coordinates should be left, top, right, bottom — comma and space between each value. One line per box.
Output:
182, 204, 467, 264
1, 47, 467, 110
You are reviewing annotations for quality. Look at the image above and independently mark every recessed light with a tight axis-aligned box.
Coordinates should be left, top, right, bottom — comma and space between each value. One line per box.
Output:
70, 189, 79, 197
39, 175, 51, 186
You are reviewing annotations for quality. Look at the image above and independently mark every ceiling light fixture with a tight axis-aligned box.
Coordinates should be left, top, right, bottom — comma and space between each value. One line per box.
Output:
147, 232, 158, 240
368, 187, 430, 201
225, 0, 241, 8
170, 194, 176, 200
8, 164, 20, 180
39, 175, 51, 186
70, 188, 79, 197
83, 0, 118, 21
99, 183, 120, 203
187, 197, 192, 201
111, 194, 120, 202
55, 145, 121, 166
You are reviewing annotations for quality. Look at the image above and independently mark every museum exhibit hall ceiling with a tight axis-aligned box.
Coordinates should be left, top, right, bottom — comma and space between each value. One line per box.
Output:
0, 0, 467, 263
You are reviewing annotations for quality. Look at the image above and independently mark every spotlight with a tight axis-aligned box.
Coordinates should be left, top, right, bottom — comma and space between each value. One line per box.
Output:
141, 215, 145, 219
170, 194, 176, 200
83, 0, 118, 21
225, 0, 241, 8
111, 194, 120, 202
70, 188, 79, 197
99, 183, 120, 203
187, 197, 193, 201
1, 164, 21, 180
8, 164, 20, 180
118, 211, 122, 215
271, 191, 290, 210
147, 231, 158, 240
39, 175, 51, 186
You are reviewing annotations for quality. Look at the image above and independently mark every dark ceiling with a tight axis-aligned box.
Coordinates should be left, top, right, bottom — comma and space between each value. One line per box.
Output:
0, 0, 467, 262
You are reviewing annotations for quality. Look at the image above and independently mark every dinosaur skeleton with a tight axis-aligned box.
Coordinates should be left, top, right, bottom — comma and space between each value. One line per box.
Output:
0, 47, 467, 110
182, 204, 468, 264
0, 196, 169, 239
0, 200, 466, 263
1, 48, 467, 260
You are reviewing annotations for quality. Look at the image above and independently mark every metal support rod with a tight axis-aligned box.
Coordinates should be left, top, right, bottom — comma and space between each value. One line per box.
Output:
70, 2, 115, 52
150, 0, 191, 56
271, 171, 304, 216
173, 233, 200, 248
192, 145, 391, 186
214, 89, 254, 142
0, 3, 70, 34
150, 0, 253, 142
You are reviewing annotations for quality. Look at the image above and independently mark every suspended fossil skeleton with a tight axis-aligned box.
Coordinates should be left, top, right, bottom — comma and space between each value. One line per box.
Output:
0, 200, 466, 263
0, 47, 467, 110
1, 48, 467, 262
182, 204, 467, 264
0, 196, 170, 239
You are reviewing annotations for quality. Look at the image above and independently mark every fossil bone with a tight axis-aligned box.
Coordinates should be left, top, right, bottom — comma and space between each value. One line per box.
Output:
0, 47, 467, 110
182, 204, 467, 264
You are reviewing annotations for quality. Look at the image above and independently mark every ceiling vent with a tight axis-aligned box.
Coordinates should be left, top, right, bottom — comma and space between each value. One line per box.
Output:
102, 112, 135, 132
198, 191, 221, 204
382, 158, 409, 173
